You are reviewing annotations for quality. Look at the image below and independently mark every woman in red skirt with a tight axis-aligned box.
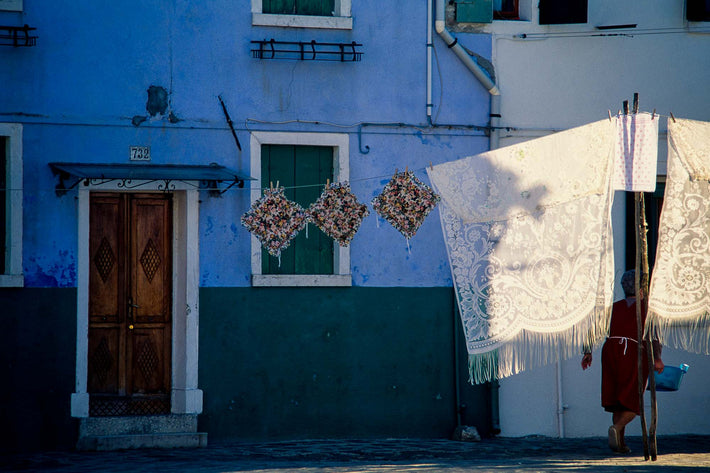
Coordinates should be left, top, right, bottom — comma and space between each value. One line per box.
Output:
582, 270, 664, 453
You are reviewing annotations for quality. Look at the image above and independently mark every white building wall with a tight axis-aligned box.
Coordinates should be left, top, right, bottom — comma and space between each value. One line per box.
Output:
485, 1, 710, 437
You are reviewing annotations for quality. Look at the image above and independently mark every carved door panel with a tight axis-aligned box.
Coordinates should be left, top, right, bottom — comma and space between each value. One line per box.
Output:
88, 193, 172, 416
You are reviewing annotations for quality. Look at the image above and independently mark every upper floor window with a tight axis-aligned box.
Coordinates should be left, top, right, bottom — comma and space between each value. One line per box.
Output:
539, 0, 587, 25
494, 0, 519, 20
687, 0, 710, 21
0, 123, 23, 287
252, 0, 352, 29
454, 0, 528, 23
263, 0, 334, 16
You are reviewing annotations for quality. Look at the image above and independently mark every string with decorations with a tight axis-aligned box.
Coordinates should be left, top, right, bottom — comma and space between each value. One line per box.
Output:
241, 167, 441, 258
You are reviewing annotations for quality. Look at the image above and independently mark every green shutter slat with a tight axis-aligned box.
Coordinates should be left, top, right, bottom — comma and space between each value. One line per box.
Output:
263, 0, 296, 14
262, 145, 297, 274
455, 0, 493, 23
298, 0, 334, 16
260, 144, 334, 276
263, 0, 334, 16
316, 147, 334, 274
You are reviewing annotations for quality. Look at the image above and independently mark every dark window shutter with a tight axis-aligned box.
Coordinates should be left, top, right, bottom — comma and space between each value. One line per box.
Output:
539, 0, 587, 24
625, 182, 665, 276
687, 0, 710, 21
261, 145, 334, 275
263, 0, 335, 16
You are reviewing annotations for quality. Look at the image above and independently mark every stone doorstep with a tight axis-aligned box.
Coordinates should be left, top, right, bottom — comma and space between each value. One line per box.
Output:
79, 414, 198, 437
77, 432, 208, 451
77, 415, 207, 451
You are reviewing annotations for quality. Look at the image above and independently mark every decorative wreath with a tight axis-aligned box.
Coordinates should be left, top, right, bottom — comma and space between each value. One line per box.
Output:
372, 170, 441, 240
241, 187, 308, 257
308, 182, 369, 246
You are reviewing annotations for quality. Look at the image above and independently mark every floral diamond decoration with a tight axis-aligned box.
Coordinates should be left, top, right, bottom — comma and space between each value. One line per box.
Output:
241, 187, 308, 257
308, 182, 370, 247
372, 170, 441, 240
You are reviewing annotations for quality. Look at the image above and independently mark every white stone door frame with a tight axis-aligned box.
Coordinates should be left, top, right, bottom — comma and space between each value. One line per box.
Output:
71, 182, 202, 417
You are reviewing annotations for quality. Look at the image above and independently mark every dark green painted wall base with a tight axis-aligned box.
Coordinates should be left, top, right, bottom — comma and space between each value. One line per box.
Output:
0, 286, 492, 452
199, 287, 492, 441
0, 288, 78, 453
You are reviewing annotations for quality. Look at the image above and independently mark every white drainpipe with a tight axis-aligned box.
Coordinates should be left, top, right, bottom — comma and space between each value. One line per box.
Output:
434, 0, 500, 95
556, 360, 566, 438
427, 0, 434, 123
431, 0, 502, 434
432, 0, 501, 146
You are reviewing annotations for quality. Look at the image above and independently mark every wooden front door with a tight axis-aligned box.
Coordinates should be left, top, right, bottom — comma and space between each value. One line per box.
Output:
87, 193, 172, 416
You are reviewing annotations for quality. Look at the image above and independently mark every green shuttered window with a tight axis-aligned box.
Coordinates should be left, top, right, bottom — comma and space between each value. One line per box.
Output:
263, 0, 335, 16
261, 144, 334, 275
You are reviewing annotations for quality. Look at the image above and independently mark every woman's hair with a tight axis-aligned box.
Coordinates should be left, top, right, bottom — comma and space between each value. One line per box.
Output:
621, 270, 636, 297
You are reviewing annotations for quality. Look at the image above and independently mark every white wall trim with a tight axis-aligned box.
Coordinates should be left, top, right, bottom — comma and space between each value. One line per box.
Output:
251, 0, 352, 30
0, 0, 23, 12
252, 274, 351, 287
71, 186, 202, 417
249, 131, 351, 287
0, 123, 23, 287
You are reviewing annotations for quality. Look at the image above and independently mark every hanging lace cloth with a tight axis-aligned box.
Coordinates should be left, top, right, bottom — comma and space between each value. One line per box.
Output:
647, 118, 710, 354
428, 119, 616, 383
614, 112, 658, 192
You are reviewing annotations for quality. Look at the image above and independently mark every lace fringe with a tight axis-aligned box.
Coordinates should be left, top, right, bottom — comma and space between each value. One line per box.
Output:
646, 310, 710, 355
467, 305, 612, 384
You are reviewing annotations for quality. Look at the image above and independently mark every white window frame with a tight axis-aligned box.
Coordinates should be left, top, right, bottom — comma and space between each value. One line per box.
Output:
0, 123, 23, 287
0, 0, 22, 12
249, 132, 351, 287
251, 0, 353, 30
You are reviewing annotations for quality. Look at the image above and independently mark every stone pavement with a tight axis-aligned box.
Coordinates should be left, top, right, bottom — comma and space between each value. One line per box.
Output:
2, 435, 709, 472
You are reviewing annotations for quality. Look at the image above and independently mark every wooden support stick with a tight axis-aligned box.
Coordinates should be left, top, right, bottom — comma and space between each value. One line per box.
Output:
635, 192, 650, 461
639, 191, 658, 461
633, 93, 639, 114
628, 92, 652, 461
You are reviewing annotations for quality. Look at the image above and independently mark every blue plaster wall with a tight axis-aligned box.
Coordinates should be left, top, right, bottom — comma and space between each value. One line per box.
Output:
1, 1, 492, 288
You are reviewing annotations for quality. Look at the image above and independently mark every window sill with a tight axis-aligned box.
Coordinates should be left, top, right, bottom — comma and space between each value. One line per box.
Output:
252, 274, 352, 287
252, 13, 353, 30
0, 274, 24, 287
0, 0, 23, 12
688, 22, 710, 32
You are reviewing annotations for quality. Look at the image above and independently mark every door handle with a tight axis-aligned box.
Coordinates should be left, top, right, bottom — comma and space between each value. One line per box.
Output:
127, 297, 140, 323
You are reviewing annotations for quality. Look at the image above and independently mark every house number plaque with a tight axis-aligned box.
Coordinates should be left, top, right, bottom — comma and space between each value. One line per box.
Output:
130, 146, 151, 161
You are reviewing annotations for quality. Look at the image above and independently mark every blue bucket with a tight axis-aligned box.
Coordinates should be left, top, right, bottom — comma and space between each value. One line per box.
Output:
650, 364, 689, 392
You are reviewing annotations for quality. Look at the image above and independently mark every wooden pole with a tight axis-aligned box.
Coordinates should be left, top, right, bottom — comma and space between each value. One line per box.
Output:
641, 193, 658, 461
635, 180, 650, 461
628, 93, 649, 460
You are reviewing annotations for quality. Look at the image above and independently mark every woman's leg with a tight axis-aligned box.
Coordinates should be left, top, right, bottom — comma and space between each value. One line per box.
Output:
612, 411, 636, 451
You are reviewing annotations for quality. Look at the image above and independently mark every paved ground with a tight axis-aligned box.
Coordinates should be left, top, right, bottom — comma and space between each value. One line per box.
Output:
2, 435, 709, 472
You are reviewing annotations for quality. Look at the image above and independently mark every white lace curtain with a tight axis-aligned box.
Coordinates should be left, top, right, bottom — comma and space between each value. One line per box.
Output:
648, 118, 710, 354
428, 119, 617, 383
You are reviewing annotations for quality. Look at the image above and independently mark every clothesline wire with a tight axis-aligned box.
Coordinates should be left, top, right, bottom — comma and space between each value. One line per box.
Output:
0, 113, 684, 194
0, 166, 436, 194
